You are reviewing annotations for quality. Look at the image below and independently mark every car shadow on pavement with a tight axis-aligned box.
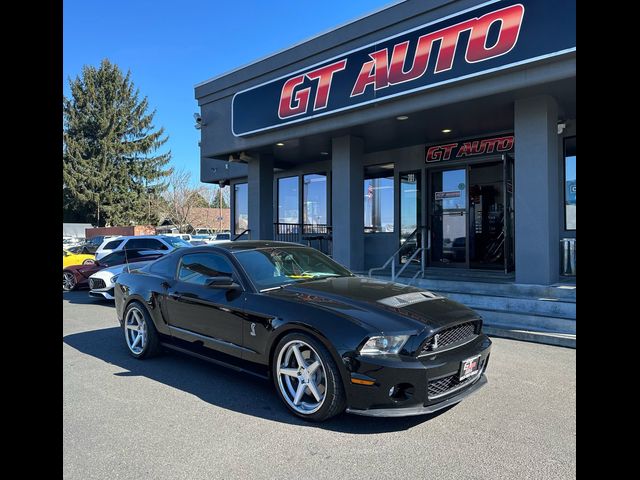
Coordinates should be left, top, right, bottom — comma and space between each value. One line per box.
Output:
63, 290, 114, 306
63, 326, 456, 433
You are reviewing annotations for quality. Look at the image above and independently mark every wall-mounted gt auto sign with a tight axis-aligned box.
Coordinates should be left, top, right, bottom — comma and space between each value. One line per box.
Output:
231, 0, 576, 136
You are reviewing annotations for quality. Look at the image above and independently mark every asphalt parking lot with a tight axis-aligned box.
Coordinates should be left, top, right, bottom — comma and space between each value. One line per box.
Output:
63, 291, 576, 480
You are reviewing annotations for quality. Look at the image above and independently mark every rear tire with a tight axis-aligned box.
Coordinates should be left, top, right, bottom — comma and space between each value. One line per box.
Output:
123, 301, 161, 359
272, 332, 346, 422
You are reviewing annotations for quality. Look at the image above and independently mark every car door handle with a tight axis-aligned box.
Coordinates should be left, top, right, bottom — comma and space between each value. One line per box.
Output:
168, 292, 182, 300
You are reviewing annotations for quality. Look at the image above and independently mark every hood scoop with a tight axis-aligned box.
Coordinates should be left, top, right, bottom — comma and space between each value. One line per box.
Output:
377, 291, 445, 308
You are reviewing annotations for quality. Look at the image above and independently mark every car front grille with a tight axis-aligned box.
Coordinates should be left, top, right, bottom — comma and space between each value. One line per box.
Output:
427, 357, 486, 400
418, 321, 480, 355
89, 278, 106, 290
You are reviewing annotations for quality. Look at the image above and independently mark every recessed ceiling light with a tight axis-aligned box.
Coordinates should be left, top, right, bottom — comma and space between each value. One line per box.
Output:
320, 151, 329, 155
276, 142, 285, 146
441, 128, 452, 133
396, 115, 409, 121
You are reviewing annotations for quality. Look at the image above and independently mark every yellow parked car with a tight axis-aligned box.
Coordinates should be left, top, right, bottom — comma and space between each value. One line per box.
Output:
63, 249, 95, 268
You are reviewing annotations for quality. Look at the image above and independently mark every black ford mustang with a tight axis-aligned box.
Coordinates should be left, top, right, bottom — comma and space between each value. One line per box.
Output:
114, 241, 491, 421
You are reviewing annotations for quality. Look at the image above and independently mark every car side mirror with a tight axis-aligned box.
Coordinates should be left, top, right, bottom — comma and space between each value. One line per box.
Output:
205, 276, 241, 290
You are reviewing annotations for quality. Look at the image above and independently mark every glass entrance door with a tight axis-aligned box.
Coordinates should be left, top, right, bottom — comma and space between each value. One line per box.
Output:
430, 169, 467, 267
468, 162, 504, 269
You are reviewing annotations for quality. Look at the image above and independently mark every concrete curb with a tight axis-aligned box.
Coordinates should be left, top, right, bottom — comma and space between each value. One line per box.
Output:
483, 326, 576, 349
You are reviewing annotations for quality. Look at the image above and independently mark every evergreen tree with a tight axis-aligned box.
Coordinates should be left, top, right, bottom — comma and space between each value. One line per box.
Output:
63, 59, 172, 226
210, 186, 230, 209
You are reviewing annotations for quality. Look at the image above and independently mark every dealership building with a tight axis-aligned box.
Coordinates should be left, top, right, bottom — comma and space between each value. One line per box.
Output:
194, 0, 576, 291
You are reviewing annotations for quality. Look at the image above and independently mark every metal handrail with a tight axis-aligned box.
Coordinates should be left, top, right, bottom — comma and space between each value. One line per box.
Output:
232, 229, 250, 241
368, 226, 428, 280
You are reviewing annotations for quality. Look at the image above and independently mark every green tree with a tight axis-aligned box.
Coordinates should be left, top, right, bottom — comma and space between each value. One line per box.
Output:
210, 185, 230, 208
63, 59, 172, 226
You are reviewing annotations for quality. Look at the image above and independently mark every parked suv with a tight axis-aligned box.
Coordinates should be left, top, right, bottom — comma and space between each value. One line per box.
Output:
94, 235, 192, 260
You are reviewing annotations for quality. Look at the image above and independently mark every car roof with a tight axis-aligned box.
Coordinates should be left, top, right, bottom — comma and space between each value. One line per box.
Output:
102, 235, 172, 241
205, 240, 308, 252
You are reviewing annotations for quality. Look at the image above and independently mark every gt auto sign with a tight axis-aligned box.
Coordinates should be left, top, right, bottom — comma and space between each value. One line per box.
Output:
232, 0, 576, 136
426, 135, 514, 163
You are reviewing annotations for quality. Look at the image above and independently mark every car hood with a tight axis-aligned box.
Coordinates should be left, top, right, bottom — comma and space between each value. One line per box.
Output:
265, 276, 479, 334
65, 264, 102, 278
91, 261, 153, 279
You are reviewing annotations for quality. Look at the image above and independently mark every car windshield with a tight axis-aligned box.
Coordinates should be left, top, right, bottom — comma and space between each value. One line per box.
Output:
161, 236, 191, 248
233, 246, 354, 291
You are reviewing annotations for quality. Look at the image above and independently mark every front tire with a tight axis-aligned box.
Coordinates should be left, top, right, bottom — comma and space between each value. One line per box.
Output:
63, 271, 77, 291
123, 301, 161, 359
272, 333, 346, 422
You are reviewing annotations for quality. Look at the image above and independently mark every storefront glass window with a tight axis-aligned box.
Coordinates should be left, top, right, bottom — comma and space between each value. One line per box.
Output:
564, 137, 576, 230
278, 176, 299, 224
234, 183, 248, 235
364, 163, 394, 233
303, 174, 327, 225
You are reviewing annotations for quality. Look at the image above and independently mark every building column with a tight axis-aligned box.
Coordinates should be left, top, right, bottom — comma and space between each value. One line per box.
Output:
331, 135, 364, 271
247, 154, 274, 240
514, 95, 560, 285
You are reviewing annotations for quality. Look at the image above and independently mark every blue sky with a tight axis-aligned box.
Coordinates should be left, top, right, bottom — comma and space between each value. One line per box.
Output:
63, 0, 396, 185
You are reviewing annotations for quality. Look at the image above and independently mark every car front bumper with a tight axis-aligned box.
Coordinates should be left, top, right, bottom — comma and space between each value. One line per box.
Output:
343, 334, 491, 417
89, 288, 115, 300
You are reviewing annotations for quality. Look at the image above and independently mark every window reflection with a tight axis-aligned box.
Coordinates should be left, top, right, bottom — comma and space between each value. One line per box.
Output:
278, 176, 299, 225
564, 137, 576, 230
364, 163, 394, 233
234, 183, 248, 235
303, 174, 327, 225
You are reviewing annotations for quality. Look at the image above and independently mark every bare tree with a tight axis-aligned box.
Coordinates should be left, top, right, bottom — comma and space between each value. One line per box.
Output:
156, 169, 209, 233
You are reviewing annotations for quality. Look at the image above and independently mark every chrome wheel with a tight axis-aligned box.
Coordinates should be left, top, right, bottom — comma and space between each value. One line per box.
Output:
63, 272, 76, 291
276, 340, 327, 415
124, 307, 147, 355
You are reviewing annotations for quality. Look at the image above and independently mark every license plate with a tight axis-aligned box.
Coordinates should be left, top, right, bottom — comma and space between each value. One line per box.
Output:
459, 355, 481, 381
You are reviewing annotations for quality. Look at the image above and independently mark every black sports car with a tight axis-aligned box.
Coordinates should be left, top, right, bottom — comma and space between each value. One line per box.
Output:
114, 241, 491, 421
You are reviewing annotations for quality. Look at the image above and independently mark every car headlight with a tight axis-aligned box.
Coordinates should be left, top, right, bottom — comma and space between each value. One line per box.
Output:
359, 335, 410, 355
111, 274, 120, 283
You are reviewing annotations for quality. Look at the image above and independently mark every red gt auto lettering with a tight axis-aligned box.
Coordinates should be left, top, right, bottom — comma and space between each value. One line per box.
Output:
458, 135, 514, 157
426, 135, 514, 163
351, 4, 524, 97
278, 60, 347, 119
305, 59, 348, 110
426, 143, 458, 162
466, 4, 524, 63
278, 74, 311, 119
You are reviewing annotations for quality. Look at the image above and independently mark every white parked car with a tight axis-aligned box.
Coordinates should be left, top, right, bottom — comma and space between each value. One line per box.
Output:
163, 232, 193, 242
88, 260, 154, 300
94, 235, 192, 261
208, 232, 233, 245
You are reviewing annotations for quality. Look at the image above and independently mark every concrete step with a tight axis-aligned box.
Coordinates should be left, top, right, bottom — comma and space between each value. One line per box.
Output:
473, 308, 575, 334
483, 326, 576, 348
411, 278, 576, 302
433, 291, 576, 319
370, 274, 576, 302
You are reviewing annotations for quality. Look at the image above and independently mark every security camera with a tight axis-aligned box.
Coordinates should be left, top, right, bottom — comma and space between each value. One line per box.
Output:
557, 121, 567, 135
193, 112, 202, 123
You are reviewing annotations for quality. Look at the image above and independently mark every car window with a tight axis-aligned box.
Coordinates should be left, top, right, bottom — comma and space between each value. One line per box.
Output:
148, 255, 177, 277
126, 238, 169, 250
178, 253, 235, 286
103, 239, 124, 250
234, 247, 353, 291
216, 234, 230, 240
100, 250, 127, 266
161, 236, 192, 248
